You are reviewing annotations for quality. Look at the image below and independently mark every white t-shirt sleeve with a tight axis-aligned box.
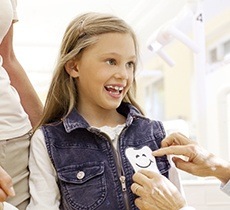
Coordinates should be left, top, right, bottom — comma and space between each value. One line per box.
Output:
180, 207, 196, 210
10, 0, 18, 22
3, 202, 18, 210
168, 156, 196, 210
27, 129, 60, 210
168, 155, 185, 196
220, 179, 230, 196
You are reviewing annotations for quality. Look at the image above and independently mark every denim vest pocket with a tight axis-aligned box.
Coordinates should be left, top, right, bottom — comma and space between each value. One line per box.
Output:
57, 162, 107, 209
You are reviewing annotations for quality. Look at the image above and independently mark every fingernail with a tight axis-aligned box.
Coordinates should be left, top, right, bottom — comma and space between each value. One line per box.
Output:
9, 187, 15, 196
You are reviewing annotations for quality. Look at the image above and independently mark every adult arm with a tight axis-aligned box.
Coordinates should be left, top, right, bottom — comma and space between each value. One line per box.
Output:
0, 24, 43, 128
152, 133, 230, 185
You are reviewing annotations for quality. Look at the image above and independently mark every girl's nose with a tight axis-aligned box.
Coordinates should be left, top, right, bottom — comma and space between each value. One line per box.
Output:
114, 65, 129, 79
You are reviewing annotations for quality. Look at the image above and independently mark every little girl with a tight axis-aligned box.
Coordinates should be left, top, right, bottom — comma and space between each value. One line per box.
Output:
27, 12, 183, 210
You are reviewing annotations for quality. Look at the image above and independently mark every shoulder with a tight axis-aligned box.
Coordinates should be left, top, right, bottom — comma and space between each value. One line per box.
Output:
31, 129, 46, 147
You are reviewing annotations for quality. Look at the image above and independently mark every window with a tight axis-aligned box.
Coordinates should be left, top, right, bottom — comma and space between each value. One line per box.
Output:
227, 94, 230, 160
208, 37, 230, 64
224, 39, 230, 55
144, 80, 165, 120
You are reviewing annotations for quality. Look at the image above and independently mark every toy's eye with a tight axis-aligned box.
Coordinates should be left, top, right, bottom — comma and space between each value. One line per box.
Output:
136, 155, 140, 158
142, 154, 146, 157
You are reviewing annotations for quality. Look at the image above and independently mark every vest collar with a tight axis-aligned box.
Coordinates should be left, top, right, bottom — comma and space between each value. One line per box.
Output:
62, 102, 144, 133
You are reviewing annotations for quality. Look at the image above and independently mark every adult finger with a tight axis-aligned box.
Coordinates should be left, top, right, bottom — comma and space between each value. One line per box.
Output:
135, 197, 157, 210
132, 171, 151, 187
0, 189, 8, 202
131, 183, 144, 196
0, 167, 15, 198
172, 156, 194, 173
152, 145, 191, 157
161, 132, 193, 147
133, 170, 164, 191
138, 170, 160, 180
0, 202, 3, 210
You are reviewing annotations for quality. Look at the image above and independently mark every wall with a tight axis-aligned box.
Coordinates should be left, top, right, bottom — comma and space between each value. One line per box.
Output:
183, 179, 230, 210
136, 5, 230, 209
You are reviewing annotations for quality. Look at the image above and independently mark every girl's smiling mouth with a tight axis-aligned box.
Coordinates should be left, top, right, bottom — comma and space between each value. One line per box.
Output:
105, 85, 124, 95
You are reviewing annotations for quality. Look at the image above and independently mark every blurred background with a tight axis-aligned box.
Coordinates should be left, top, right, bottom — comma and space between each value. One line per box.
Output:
14, 0, 230, 209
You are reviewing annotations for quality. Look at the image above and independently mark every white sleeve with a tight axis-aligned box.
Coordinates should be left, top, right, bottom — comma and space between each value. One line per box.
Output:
10, 0, 18, 22
167, 156, 196, 210
26, 129, 60, 210
3, 202, 18, 210
167, 155, 185, 197
180, 207, 196, 210
220, 179, 230, 196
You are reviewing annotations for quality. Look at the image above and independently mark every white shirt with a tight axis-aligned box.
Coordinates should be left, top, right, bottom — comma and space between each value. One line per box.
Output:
221, 179, 230, 196
0, 0, 17, 44
2, 202, 18, 210
180, 207, 196, 210
27, 126, 186, 210
0, 0, 32, 140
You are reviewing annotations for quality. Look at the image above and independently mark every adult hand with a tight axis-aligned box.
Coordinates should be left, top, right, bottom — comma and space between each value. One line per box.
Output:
131, 170, 186, 210
152, 132, 230, 184
0, 166, 15, 202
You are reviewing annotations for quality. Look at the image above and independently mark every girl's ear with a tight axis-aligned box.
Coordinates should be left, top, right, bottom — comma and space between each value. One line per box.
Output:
65, 59, 79, 78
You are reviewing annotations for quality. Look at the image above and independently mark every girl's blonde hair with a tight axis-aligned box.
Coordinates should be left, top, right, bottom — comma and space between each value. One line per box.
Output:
38, 12, 143, 127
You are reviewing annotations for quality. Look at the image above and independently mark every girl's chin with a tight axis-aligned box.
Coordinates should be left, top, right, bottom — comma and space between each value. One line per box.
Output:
102, 101, 122, 110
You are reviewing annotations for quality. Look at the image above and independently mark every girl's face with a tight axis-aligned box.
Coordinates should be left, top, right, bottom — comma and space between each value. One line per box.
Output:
73, 32, 136, 112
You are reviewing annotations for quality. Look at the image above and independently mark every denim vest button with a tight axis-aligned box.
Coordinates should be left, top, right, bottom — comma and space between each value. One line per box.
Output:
76, 171, 85, 180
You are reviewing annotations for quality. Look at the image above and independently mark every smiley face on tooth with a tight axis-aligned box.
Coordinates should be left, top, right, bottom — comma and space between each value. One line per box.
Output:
125, 146, 160, 173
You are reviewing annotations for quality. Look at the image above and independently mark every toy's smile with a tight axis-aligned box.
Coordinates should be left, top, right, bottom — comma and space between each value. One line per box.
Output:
136, 159, 153, 168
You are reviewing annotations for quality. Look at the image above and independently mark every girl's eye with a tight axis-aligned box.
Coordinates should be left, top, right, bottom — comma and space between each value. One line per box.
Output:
106, 59, 117, 65
127, 61, 135, 70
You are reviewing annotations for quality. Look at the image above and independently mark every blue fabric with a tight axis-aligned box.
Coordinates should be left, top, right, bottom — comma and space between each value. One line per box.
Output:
43, 102, 170, 210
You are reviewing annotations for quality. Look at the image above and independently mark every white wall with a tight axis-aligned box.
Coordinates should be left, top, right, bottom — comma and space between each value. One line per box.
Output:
13, 1, 230, 209
183, 179, 230, 210
205, 64, 230, 159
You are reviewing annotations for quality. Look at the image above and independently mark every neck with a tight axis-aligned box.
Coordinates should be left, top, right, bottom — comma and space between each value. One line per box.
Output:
77, 105, 126, 127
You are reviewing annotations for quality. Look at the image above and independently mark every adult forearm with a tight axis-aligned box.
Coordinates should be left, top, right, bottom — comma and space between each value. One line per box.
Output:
4, 59, 43, 128
212, 159, 230, 184
0, 24, 43, 128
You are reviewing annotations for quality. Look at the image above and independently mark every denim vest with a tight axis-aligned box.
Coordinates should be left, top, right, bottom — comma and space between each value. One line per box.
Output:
43, 102, 170, 210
